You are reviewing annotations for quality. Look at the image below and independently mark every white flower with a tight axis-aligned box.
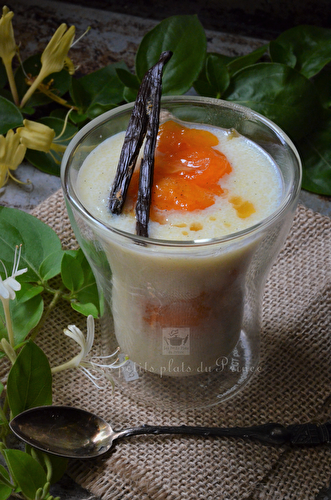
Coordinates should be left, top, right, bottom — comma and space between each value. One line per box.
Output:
62, 315, 94, 369
52, 315, 126, 387
0, 245, 27, 300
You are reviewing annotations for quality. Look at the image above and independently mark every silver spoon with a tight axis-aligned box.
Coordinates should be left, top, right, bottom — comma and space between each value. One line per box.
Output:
9, 406, 331, 459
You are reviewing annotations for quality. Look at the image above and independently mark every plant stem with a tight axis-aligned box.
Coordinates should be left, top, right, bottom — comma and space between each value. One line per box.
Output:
2, 298, 15, 348
4, 59, 19, 106
0, 339, 16, 364
20, 68, 46, 108
29, 287, 63, 341
43, 453, 53, 482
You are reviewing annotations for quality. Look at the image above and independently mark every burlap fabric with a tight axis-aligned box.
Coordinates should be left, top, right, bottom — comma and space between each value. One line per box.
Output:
29, 189, 331, 500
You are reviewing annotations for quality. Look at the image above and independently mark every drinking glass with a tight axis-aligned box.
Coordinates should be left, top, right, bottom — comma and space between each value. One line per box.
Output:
61, 96, 301, 409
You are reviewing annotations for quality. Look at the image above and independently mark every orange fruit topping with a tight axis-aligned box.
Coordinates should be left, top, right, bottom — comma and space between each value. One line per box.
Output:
124, 120, 232, 222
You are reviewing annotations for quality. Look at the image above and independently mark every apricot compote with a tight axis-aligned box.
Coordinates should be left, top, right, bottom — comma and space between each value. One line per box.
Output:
124, 120, 232, 222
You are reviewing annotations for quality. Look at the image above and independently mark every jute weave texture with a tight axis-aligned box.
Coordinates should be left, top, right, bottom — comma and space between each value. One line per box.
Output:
29, 190, 331, 500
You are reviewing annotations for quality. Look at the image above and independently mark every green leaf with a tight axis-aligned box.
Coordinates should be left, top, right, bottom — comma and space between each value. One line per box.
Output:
15, 53, 71, 106
194, 54, 230, 98
0, 88, 13, 103
61, 252, 85, 291
71, 300, 99, 317
42, 114, 75, 137
269, 40, 297, 67
86, 102, 118, 120
39, 249, 65, 281
62, 249, 100, 317
0, 465, 12, 500
3, 449, 47, 499
0, 96, 23, 135
46, 454, 68, 484
123, 86, 138, 103
136, 15, 206, 95
70, 62, 127, 118
15, 283, 44, 303
0, 291, 43, 346
70, 76, 91, 114
226, 44, 268, 76
24, 116, 77, 176
223, 62, 323, 141
193, 79, 216, 98
0, 207, 62, 283
26, 447, 68, 485
68, 110, 89, 125
297, 112, 331, 195
50, 108, 69, 119
0, 485, 12, 500
0, 466, 10, 486
206, 54, 230, 97
24, 148, 61, 176
312, 66, 331, 108
116, 68, 140, 90
19, 104, 35, 116
0, 486, 12, 500
276, 25, 331, 78
7, 341, 52, 417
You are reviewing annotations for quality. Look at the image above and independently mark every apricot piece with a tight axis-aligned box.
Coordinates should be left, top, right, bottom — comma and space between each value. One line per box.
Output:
124, 120, 232, 222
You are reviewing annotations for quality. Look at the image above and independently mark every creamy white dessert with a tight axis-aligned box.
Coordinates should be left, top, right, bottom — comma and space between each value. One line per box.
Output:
76, 119, 283, 376
78, 122, 282, 240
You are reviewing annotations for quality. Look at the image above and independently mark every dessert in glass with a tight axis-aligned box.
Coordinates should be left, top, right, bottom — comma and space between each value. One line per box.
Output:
61, 96, 301, 409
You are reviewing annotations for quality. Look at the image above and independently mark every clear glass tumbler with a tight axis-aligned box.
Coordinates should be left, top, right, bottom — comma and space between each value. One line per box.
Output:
61, 96, 301, 409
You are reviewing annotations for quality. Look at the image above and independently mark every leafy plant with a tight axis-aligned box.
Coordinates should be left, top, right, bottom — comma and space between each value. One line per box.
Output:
1, 11, 331, 499
0, 207, 100, 334
0, 207, 100, 499
1, 10, 330, 193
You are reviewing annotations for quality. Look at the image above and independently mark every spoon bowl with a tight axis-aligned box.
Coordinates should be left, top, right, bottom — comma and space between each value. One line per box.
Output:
10, 406, 114, 458
10, 406, 330, 459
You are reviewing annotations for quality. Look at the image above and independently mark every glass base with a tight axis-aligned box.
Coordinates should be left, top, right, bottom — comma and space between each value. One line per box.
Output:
109, 329, 259, 410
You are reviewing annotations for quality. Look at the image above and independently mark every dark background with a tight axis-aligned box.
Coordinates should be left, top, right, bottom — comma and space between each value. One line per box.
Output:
55, 0, 331, 39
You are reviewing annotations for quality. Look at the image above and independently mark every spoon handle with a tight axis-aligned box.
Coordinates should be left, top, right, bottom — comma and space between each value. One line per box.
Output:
114, 422, 331, 446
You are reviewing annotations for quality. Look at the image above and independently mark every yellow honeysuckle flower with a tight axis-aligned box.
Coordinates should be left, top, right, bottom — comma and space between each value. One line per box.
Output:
0, 129, 26, 188
0, 6, 19, 105
17, 119, 56, 153
63, 56, 75, 75
0, 6, 16, 65
20, 23, 75, 108
17, 118, 74, 165
40, 24, 76, 75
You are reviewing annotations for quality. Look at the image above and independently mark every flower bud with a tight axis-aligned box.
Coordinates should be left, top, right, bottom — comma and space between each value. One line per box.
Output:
0, 6, 16, 65
41, 23, 75, 76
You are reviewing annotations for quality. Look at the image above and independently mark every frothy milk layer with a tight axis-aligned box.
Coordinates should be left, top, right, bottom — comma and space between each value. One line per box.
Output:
76, 122, 283, 240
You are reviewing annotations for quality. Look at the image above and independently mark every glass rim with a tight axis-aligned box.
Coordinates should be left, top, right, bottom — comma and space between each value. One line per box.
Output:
61, 95, 302, 248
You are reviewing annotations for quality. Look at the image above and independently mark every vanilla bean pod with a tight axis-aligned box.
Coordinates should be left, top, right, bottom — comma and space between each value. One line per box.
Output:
108, 78, 150, 214
135, 51, 172, 236
108, 51, 172, 233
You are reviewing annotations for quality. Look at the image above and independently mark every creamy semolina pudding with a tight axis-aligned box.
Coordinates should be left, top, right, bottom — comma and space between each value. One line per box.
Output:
76, 118, 283, 376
